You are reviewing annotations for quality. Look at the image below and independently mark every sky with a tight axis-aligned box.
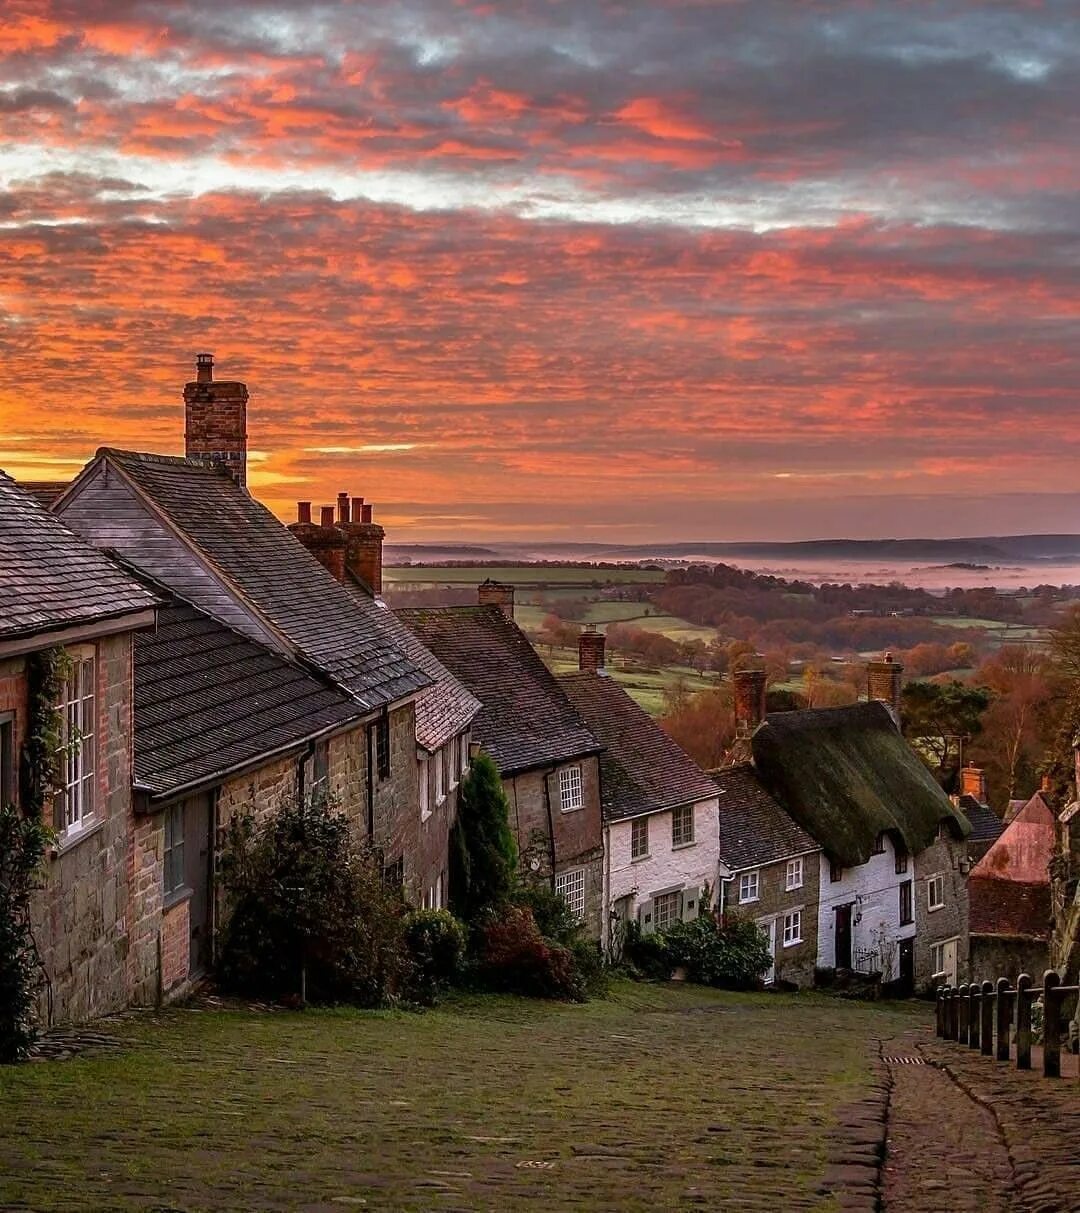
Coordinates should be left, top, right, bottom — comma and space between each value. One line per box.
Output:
0, 1, 1078, 543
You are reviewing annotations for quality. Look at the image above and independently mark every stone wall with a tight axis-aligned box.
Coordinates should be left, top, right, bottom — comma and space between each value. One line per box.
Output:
730, 852, 820, 988
160, 900, 190, 994
969, 934, 1050, 986
217, 752, 300, 831
127, 811, 164, 1006
914, 832, 970, 988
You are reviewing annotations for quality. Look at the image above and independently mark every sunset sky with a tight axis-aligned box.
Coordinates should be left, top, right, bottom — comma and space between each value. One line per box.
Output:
1, 1, 1077, 542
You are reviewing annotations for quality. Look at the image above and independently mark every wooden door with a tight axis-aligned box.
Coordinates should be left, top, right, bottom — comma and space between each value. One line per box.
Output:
758, 917, 777, 983
898, 938, 914, 994
943, 939, 958, 987
835, 904, 853, 969
183, 794, 213, 977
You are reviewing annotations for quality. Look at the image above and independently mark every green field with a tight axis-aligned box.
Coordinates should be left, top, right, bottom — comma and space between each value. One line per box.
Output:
542, 646, 717, 714
385, 565, 665, 587
0, 983, 925, 1211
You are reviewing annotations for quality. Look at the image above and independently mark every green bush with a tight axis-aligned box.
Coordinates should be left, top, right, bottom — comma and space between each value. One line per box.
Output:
216, 798, 409, 1007
622, 920, 674, 980
403, 909, 466, 1000
449, 754, 518, 927
662, 914, 772, 989
513, 884, 580, 944
0, 807, 52, 1062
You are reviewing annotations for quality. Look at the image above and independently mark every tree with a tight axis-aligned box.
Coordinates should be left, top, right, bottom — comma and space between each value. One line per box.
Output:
900, 680, 991, 790
448, 754, 518, 926
659, 684, 734, 770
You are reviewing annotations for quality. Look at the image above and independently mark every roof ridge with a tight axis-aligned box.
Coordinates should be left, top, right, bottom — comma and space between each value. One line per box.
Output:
98, 447, 228, 473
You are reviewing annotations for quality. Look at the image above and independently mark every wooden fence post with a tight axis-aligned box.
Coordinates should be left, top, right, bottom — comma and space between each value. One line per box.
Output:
1043, 970, 1061, 1079
1016, 973, 1033, 1071
969, 984, 981, 1049
958, 984, 969, 1044
995, 977, 1012, 1063
980, 980, 994, 1055
936, 988, 946, 1037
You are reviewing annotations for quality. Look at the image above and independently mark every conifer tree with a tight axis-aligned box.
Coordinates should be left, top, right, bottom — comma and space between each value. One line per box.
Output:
448, 754, 517, 925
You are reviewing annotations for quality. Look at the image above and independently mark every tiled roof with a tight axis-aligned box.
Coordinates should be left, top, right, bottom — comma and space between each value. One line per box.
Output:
558, 671, 717, 821
970, 792, 1055, 885
135, 596, 362, 799
397, 605, 600, 774
751, 702, 969, 868
970, 878, 1051, 940
18, 481, 68, 509
100, 450, 430, 711
958, 795, 1007, 844
340, 583, 481, 752
713, 764, 820, 871
0, 471, 158, 642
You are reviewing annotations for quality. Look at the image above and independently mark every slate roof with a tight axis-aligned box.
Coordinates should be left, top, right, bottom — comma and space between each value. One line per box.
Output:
0, 471, 158, 642
398, 606, 601, 774
958, 794, 1007, 845
18, 481, 68, 509
135, 596, 362, 799
713, 764, 820, 872
342, 583, 481, 752
98, 449, 430, 711
751, 701, 970, 868
558, 671, 717, 822
970, 792, 1055, 886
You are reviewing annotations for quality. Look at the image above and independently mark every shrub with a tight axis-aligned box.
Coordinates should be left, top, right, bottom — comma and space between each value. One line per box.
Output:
216, 798, 409, 1007
403, 909, 466, 1000
0, 807, 52, 1062
448, 754, 518, 927
661, 914, 772, 989
622, 920, 673, 980
476, 906, 585, 1002
513, 883, 580, 944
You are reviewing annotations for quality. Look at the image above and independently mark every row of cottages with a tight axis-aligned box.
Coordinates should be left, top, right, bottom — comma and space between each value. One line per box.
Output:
715, 660, 973, 992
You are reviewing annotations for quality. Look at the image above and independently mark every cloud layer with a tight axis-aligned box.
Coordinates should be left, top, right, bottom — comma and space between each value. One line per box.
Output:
1, 0, 1077, 539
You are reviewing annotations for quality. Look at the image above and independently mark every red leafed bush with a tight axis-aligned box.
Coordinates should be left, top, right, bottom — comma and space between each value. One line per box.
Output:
477, 906, 585, 1002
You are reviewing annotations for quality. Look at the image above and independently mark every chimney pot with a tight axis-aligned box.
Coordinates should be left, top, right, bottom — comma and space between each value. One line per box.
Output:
960, 764, 988, 804
733, 664, 768, 738
195, 352, 214, 383
350, 496, 365, 523
297, 501, 312, 525
337, 492, 350, 523
579, 625, 606, 672
320, 505, 335, 528
361, 502, 373, 524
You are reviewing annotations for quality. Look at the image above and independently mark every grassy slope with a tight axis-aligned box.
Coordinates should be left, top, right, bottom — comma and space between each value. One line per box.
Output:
0, 983, 925, 1212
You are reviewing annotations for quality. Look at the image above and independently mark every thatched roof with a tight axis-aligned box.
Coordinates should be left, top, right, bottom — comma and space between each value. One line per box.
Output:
751, 701, 969, 868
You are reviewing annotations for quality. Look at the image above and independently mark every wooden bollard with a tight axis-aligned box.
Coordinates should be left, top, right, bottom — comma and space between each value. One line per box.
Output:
1016, 973, 1033, 1070
1043, 970, 1061, 1079
980, 980, 994, 1055
969, 984, 981, 1048
995, 977, 1012, 1063
936, 988, 946, 1037
958, 984, 970, 1043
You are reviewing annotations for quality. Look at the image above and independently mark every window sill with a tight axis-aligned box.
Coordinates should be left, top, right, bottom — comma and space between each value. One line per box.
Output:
782, 938, 803, 948
738, 897, 759, 906
672, 840, 696, 851
52, 818, 104, 857
927, 904, 944, 914
559, 805, 584, 814
164, 885, 193, 912
631, 853, 651, 864
785, 884, 803, 893
899, 918, 914, 927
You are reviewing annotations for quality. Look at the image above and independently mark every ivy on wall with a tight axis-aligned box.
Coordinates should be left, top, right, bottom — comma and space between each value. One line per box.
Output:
19, 646, 73, 822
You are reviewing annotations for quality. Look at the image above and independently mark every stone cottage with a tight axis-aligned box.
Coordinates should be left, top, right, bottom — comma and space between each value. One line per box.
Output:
54, 357, 433, 899
0, 472, 159, 1025
399, 588, 606, 939
557, 629, 720, 955
287, 495, 482, 911
968, 788, 1055, 984
750, 660, 971, 992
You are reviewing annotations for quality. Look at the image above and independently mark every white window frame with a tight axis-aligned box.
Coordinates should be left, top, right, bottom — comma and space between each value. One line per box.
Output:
671, 804, 694, 848
163, 802, 185, 898
558, 765, 583, 813
653, 889, 682, 931
631, 816, 649, 860
785, 857, 803, 891
930, 942, 946, 978
782, 910, 802, 947
738, 870, 760, 905
927, 873, 945, 912
55, 650, 96, 836
435, 746, 446, 805
419, 757, 431, 821
447, 743, 458, 791
554, 867, 586, 921
459, 733, 470, 776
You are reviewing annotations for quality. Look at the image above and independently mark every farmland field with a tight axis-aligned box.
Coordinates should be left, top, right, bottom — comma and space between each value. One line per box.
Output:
385, 564, 665, 587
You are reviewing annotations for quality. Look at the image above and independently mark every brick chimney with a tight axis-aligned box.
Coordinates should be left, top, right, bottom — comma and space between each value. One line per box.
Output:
959, 764, 988, 804
478, 579, 515, 620
733, 664, 767, 739
288, 500, 346, 581
336, 494, 384, 596
867, 651, 903, 727
183, 353, 249, 487
578, 625, 606, 672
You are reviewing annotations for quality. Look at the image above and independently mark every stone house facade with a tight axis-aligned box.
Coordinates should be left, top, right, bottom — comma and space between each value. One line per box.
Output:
559, 634, 720, 955
399, 589, 606, 939
0, 473, 158, 1025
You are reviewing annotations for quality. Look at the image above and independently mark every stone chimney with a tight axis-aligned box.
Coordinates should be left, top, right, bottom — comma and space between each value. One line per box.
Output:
578, 625, 606, 672
336, 494, 384, 596
733, 664, 767, 739
183, 353, 249, 487
288, 500, 346, 581
960, 764, 988, 804
478, 579, 515, 620
867, 651, 903, 726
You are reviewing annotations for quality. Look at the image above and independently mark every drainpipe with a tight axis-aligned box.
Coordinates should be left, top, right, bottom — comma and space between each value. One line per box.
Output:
541, 766, 559, 890
717, 869, 736, 919
366, 722, 376, 840
602, 820, 612, 955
